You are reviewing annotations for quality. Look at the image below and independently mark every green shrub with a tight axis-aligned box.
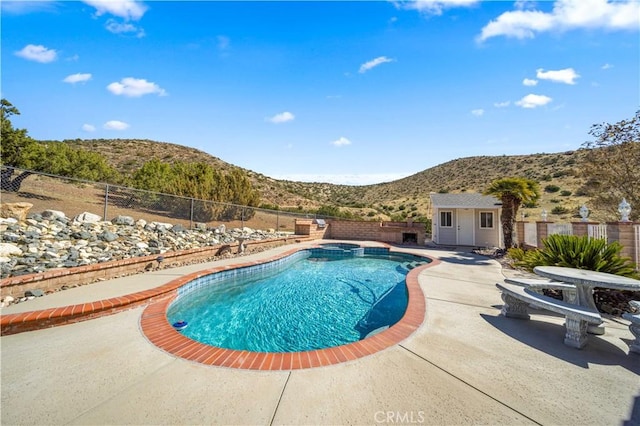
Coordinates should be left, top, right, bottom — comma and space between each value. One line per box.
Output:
513, 234, 638, 278
560, 190, 572, 196
544, 184, 561, 193
551, 206, 569, 214
507, 247, 527, 262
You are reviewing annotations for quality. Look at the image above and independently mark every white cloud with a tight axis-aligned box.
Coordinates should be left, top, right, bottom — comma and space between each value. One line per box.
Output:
359, 56, 395, 74
471, 109, 484, 116
331, 137, 352, 147
267, 112, 295, 124
82, 124, 96, 132
494, 101, 511, 108
63, 73, 92, 84
536, 67, 580, 84
515, 94, 553, 108
271, 172, 412, 186
82, 0, 147, 21
478, 0, 640, 42
107, 77, 167, 97
103, 120, 130, 130
217, 35, 230, 50
15, 44, 57, 63
601, 63, 613, 70
523, 78, 538, 86
105, 19, 145, 37
395, 0, 479, 16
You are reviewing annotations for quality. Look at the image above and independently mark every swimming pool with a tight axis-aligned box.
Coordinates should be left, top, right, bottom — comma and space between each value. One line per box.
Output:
166, 246, 429, 353
141, 243, 435, 369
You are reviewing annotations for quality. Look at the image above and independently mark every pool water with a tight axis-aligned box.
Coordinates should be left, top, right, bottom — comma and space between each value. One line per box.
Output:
167, 252, 424, 352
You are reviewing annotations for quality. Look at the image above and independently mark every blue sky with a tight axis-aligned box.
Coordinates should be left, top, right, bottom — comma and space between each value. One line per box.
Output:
2, 1, 639, 185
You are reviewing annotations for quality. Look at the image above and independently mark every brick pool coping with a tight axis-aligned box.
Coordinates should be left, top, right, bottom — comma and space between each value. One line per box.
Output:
0, 244, 439, 370
140, 247, 440, 370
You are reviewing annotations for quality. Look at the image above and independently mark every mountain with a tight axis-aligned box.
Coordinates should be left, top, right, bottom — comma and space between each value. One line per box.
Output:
63, 138, 591, 222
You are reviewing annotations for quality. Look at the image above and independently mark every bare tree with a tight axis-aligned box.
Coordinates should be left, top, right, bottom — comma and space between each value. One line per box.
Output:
581, 111, 640, 221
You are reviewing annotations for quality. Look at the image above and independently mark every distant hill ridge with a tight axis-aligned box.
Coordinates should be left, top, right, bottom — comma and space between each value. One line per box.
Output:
63, 138, 589, 221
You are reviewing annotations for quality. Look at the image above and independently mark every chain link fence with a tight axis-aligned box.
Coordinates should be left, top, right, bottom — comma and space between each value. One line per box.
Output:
0, 167, 319, 233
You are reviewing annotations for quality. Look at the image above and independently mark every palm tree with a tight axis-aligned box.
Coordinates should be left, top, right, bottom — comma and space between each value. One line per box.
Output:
484, 177, 540, 249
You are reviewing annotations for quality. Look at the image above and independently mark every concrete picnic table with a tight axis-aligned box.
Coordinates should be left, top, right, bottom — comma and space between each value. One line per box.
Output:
533, 266, 640, 334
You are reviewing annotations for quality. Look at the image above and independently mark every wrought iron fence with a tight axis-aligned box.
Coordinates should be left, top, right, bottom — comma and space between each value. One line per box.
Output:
0, 167, 319, 232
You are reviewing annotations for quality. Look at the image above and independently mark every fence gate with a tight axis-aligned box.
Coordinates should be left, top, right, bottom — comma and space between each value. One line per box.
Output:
635, 225, 640, 271
587, 224, 608, 242
524, 222, 537, 247
547, 223, 573, 236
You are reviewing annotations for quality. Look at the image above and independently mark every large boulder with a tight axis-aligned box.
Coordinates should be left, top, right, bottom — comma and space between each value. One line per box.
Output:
73, 212, 102, 224
41, 209, 67, 220
112, 215, 135, 226
0, 202, 33, 222
0, 243, 23, 257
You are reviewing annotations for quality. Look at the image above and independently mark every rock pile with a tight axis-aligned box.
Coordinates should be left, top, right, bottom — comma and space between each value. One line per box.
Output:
0, 209, 289, 279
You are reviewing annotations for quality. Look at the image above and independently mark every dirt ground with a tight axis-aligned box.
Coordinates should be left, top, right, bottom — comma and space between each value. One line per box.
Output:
1, 174, 301, 232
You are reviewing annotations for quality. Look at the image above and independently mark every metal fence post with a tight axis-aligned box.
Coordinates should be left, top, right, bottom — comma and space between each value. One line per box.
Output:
103, 184, 109, 220
190, 198, 194, 230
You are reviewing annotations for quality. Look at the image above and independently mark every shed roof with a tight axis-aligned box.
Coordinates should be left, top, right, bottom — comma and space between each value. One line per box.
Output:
430, 193, 502, 208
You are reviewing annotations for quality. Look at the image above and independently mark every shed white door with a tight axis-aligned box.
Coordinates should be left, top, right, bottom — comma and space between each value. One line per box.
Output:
457, 209, 475, 246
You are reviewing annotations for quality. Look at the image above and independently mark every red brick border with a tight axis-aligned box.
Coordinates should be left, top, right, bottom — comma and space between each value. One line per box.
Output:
1, 245, 439, 370
141, 249, 440, 370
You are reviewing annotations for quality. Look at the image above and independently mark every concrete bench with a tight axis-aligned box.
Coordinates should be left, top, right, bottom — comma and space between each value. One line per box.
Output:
622, 300, 640, 355
496, 282, 603, 349
504, 277, 578, 303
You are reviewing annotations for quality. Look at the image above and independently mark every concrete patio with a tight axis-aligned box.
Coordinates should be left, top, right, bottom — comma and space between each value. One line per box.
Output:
1, 242, 638, 425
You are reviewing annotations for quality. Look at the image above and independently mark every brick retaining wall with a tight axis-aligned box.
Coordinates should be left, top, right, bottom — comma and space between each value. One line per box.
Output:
0, 237, 310, 299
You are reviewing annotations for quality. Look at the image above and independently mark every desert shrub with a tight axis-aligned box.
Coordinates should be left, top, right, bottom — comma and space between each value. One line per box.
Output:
551, 206, 569, 215
560, 190, 572, 196
544, 184, 561, 193
513, 234, 638, 278
132, 159, 260, 221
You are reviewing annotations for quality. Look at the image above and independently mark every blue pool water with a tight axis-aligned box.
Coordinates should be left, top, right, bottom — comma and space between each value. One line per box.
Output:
167, 249, 428, 352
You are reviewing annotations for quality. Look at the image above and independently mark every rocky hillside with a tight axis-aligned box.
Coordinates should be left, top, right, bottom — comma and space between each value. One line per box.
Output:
62, 138, 592, 222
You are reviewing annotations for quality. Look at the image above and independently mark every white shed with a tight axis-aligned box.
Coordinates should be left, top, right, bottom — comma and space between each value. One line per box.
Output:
430, 193, 503, 247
